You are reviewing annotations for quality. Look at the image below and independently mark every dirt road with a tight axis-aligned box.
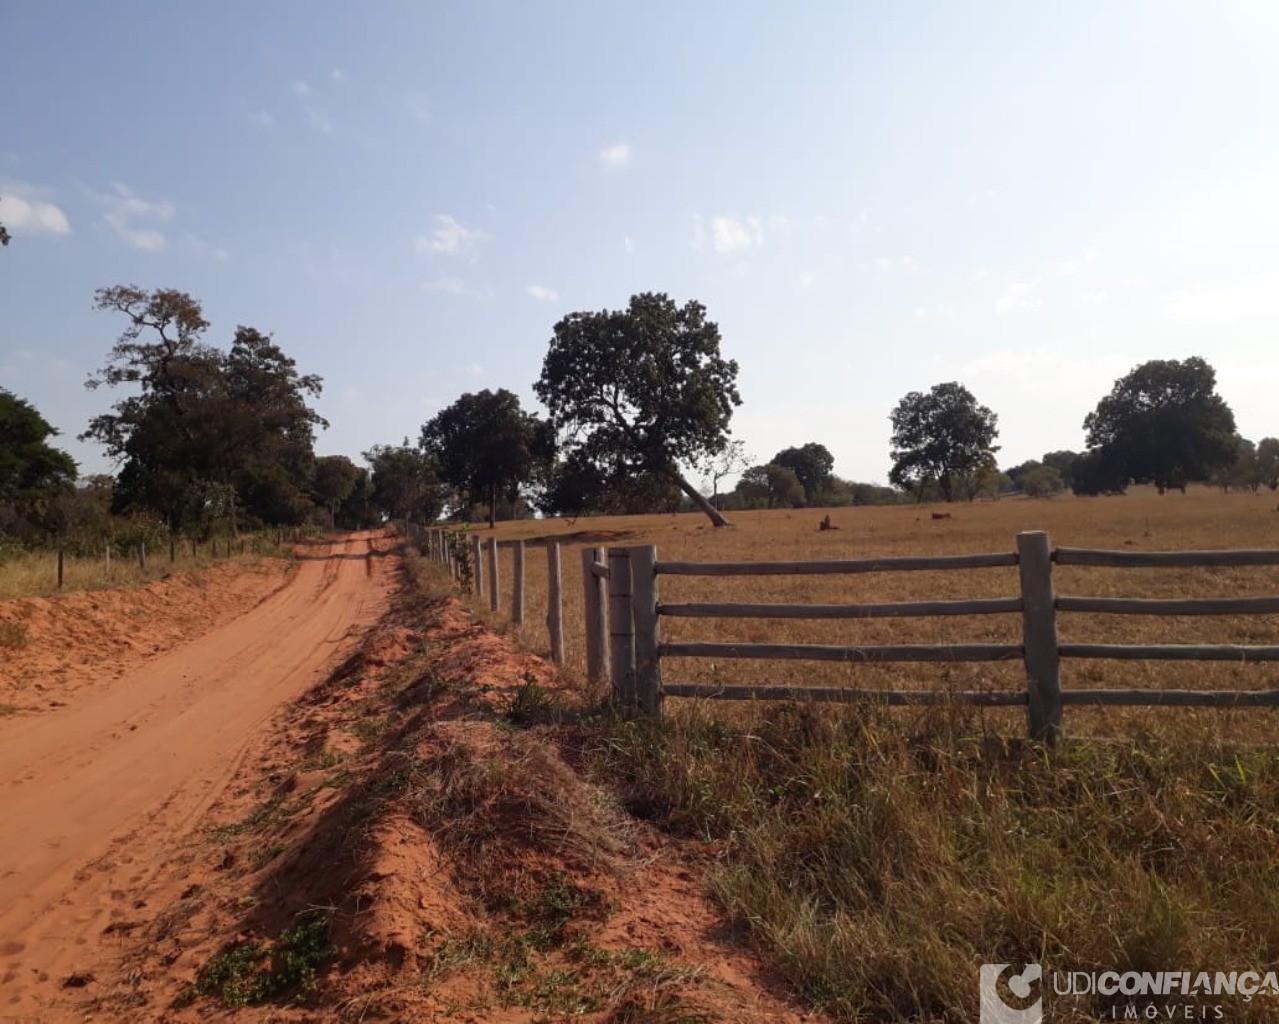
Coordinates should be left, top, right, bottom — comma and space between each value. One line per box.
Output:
0, 532, 393, 1019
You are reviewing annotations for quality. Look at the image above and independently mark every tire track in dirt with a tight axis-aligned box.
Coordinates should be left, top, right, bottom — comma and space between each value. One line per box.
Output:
0, 532, 394, 1020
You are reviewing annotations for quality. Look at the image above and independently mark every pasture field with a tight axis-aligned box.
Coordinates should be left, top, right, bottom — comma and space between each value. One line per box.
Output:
454, 487, 1279, 1021
477, 485, 1279, 742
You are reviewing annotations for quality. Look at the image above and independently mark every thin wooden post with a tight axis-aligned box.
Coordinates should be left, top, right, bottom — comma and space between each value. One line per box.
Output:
512, 540, 525, 624
608, 547, 635, 707
57, 549, 65, 590
488, 537, 500, 613
582, 546, 607, 684
631, 545, 662, 716
471, 534, 484, 597
547, 540, 564, 664
138, 542, 147, 571
105, 543, 111, 568
1018, 530, 1062, 744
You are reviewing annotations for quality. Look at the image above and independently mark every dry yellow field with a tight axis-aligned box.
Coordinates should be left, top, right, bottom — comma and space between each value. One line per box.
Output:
458, 485, 1279, 741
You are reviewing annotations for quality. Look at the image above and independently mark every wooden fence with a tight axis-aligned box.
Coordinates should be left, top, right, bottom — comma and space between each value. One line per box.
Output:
408, 526, 1279, 741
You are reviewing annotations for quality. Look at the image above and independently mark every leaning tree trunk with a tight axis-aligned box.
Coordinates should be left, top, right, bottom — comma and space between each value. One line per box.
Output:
668, 466, 732, 527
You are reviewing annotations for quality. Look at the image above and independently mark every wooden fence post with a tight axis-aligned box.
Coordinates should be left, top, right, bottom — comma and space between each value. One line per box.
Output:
488, 538, 500, 613
512, 540, 525, 624
582, 546, 608, 685
471, 534, 484, 597
631, 545, 662, 716
608, 547, 636, 707
547, 540, 564, 664
105, 542, 111, 568
1018, 530, 1063, 744
138, 542, 147, 571
57, 549, 65, 590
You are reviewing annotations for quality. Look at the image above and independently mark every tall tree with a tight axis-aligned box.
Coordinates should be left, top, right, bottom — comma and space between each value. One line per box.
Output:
420, 389, 554, 528
1083, 357, 1236, 493
83, 286, 326, 530
534, 292, 741, 527
83, 286, 223, 529
364, 443, 447, 523
313, 455, 363, 528
700, 438, 751, 510
0, 389, 77, 539
1256, 438, 1279, 492
888, 382, 999, 502
770, 443, 835, 506
736, 464, 804, 509
218, 326, 327, 524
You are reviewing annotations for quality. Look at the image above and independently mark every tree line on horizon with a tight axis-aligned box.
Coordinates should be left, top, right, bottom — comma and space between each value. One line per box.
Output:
3, 287, 1278, 553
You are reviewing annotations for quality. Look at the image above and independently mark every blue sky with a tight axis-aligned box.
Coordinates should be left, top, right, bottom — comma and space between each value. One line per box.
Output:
3, 1, 1278, 487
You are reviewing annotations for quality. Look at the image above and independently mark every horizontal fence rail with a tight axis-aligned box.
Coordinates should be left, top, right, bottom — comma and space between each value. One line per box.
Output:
660, 683, 1029, 706
1055, 548, 1279, 568
655, 552, 1019, 576
660, 642, 1025, 663
658, 597, 1022, 619
1055, 595, 1279, 615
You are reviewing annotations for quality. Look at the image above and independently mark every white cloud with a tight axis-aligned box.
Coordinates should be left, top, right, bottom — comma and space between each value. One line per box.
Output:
0, 185, 71, 236
466, 362, 485, 376
290, 79, 333, 134
182, 231, 230, 263
330, 68, 345, 83
415, 214, 487, 261
1058, 261, 1078, 276
1165, 273, 1279, 324
972, 267, 991, 282
598, 142, 632, 170
97, 182, 173, 251
691, 215, 707, 252
623, 235, 635, 254
304, 105, 334, 134
995, 279, 1042, 314
1082, 290, 1108, 306
404, 92, 433, 124
712, 214, 763, 254
248, 109, 274, 128
422, 275, 494, 299
526, 284, 558, 302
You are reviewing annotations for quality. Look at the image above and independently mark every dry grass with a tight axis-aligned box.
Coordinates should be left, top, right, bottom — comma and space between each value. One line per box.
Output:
0, 533, 289, 602
426, 487, 1279, 1021
462, 487, 1279, 742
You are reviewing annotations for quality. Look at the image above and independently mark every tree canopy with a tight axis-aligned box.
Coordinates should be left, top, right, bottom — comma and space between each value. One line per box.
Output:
364, 443, 447, 523
534, 292, 741, 526
420, 388, 554, 527
0, 389, 77, 540
770, 443, 835, 506
83, 285, 326, 531
736, 464, 804, 509
888, 382, 1000, 502
1083, 357, 1236, 493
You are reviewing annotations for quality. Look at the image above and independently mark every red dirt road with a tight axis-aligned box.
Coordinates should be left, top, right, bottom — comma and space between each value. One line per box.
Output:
0, 533, 393, 1019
